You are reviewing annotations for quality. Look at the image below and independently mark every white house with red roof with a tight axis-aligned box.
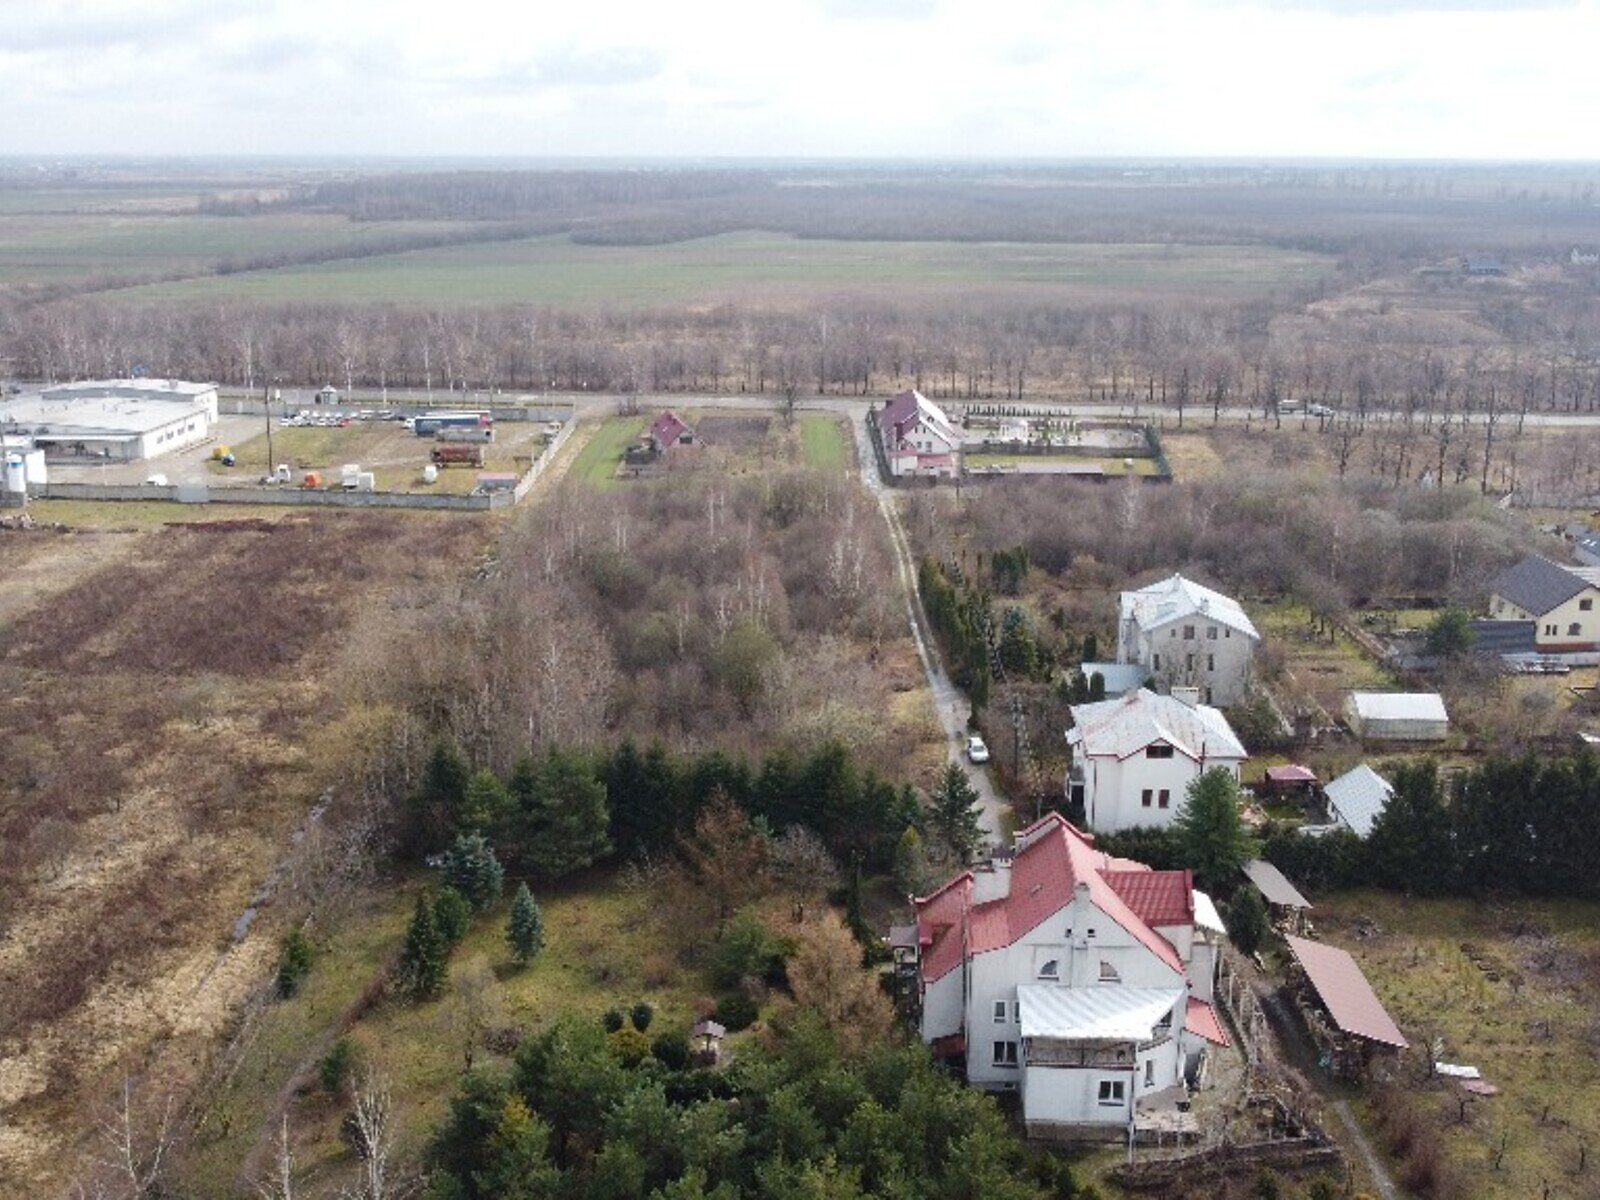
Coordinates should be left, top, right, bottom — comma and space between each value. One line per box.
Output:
877, 389, 961, 478
912, 812, 1229, 1135
1066, 688, 1247, 833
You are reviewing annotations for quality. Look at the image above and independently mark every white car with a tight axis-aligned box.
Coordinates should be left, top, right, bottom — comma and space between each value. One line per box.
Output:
965, 736, 990, 764
1307, 403, 1336, 418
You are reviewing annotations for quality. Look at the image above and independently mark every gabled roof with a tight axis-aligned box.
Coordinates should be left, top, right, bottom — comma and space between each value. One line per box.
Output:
1347, 692, 1447, 723
1067, 688, 1247, 763
1018, 984, 1184, 1041
1286, 935, 1408, 1049
914, 813, 1185, 984
649, 409, 694, 446
1242, 859, 1312, 909
881, 389, 959, 448
1490, 555, 1593, 617
1103, 868, 1194, 928
1324, 764, 1393, 839
1120, 574, 1260, 642
1265, 764, 1317, 785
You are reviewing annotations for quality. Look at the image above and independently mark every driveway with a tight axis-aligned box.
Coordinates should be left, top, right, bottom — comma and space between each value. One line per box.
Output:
846, 404, 1011, 847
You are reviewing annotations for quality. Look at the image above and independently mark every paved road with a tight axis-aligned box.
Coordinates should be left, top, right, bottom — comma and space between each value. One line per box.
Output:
845, 405, 1011, 848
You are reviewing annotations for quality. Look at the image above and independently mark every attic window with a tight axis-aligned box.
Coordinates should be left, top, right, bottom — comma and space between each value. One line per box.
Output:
1098, 961, 1120, 983
1147, 744, 1175, 759
1038, 959, 1059, 978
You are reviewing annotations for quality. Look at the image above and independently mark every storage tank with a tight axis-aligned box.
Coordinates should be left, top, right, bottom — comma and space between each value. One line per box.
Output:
4, 454, 26, 494
422, 464, 439, 484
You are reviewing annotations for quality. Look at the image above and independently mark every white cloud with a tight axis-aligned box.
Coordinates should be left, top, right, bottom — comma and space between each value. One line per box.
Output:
0, 0, 1596, 157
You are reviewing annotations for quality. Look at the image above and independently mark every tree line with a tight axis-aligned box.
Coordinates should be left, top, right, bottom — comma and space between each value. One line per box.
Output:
1100, 753, 1600, 903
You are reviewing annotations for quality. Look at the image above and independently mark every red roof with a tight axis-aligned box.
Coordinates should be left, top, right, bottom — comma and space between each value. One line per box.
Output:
1185, 998, 1230, 1047
1104, 868, 1195, 928
915, 813, 1185, 985
1285, 935, 1408, 1049
649, 409, 693, 447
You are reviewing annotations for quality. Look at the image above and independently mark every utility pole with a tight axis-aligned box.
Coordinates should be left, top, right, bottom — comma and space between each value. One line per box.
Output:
265, 376, 281, 474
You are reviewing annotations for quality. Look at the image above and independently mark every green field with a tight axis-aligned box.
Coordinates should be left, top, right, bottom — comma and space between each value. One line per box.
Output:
0, 211, 472, 288
569, 416, 647, 489
798, 414, 849, 471
107, 232, 1335, 309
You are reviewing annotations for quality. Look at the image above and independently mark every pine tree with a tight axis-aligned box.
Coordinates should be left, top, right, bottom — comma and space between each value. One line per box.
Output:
442, 831, 505, 910
894, 825, 933, 897
1225, 886, 1269, 955
403, 737, 471, 857
433, 886, 474, 947
1172, 768, 1258, 893
461, 769, 510, 834
515, 750, 612, 882
507, 883, 544, 966
929, 762, 985, 863
399, 893, 448, 1000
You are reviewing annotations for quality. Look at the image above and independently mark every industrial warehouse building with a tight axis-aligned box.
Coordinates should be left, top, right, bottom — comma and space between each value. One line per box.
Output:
0, 379, 218, 463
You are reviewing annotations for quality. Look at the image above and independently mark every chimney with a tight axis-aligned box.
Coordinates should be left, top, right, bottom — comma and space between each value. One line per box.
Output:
1172, 686, 1201, 708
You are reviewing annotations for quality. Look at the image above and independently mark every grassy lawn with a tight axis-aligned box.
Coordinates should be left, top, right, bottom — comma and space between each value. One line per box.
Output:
109, 232, 1336, 310
184, 873, 716, 1196
26, 498, 308, 528
1251, 598, 1399, 727
1313, 890, 1600, 1199
798, 414, 849, 472
569, 416, 646, 489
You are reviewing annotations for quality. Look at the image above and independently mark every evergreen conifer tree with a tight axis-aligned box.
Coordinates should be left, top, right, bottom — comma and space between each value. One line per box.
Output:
399, 893, 448, 1000
507, 883, 545, 966
1172, 767, 1258, 893
442, 831, 506, 910
929, 762, 985, 863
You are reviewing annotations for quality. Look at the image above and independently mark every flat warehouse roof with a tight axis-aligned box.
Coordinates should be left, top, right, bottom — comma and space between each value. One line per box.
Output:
0, 395, 208, 437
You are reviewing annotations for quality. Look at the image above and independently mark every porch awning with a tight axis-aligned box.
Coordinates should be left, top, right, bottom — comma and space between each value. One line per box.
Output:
1018, 985, 1184, 1042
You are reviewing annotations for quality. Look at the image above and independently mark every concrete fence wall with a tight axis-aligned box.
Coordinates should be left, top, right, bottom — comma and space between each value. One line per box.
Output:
217, 397, 575, 424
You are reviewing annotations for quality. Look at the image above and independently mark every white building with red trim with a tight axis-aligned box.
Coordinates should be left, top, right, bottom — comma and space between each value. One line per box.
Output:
877, 389, 961, 478
912, 812, 1229, 1136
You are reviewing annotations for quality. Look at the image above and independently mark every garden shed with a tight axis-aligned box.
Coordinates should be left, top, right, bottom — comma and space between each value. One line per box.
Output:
1344, 692, 1449, 742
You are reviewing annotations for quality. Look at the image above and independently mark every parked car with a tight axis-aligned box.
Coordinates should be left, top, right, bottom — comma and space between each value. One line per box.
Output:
966, 736, 990, 764
1307, 403, 1336, 418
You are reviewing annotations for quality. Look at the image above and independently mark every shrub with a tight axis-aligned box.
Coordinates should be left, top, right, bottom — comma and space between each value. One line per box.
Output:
651, 1030, 689, 1070
432, 886, 473, 948
716, 991, 759, 1032
319, 1036, 359, 1095
602, 1008, 625, 1033
707, 911, 789, 990
630, 1001, 654, 1032
607, 1025, 652, 1067
276, 926, 315, 999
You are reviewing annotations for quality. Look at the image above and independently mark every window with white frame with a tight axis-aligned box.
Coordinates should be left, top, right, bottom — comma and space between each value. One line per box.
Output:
993, 1000, 1008, 1023
1038, 959, 1059, 979
993, 1041, 1018, 1068
1097, 1079, 1125, 1105
1098, 960, 1120, 983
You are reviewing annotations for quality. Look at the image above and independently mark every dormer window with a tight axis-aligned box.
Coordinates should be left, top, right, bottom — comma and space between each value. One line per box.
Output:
1038, 959, 1059, 979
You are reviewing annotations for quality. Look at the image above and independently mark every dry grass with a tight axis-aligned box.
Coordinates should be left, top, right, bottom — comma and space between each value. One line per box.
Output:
1316, 891, 1600, 1200
0, 511, 490, 1195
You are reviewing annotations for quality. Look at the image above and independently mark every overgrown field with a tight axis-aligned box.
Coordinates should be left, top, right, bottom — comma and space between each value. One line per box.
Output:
1312, 891, 1600, 1200
0, 513, 491, 1193
569, 411, 851, 491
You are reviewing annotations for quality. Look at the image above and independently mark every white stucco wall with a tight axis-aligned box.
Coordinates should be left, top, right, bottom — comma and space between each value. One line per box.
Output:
920, 969, 965, 1042
1082, 749, 1244, 833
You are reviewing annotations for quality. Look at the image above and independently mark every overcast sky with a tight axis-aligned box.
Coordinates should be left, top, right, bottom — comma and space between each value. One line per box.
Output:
6, 0, 1597, 160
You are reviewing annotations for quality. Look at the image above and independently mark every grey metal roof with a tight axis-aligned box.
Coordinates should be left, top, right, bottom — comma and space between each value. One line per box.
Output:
1067, 688, 1247, 762
1324, 765, 1394, 839
1470, 620, 1537, 657
1286, 935, 1408, 1048
1242, 859, 1312, 909
1347, 692, 1448, 723
1120, 574, 1260, 641
1490, 555, 1591, 617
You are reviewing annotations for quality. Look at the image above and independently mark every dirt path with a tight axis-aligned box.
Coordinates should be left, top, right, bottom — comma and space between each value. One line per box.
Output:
1331, 1099, 1401, 1200
847, 408, 1009, 845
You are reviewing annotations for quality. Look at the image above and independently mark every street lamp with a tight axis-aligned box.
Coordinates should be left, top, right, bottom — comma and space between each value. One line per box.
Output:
265, 375, 282, 476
